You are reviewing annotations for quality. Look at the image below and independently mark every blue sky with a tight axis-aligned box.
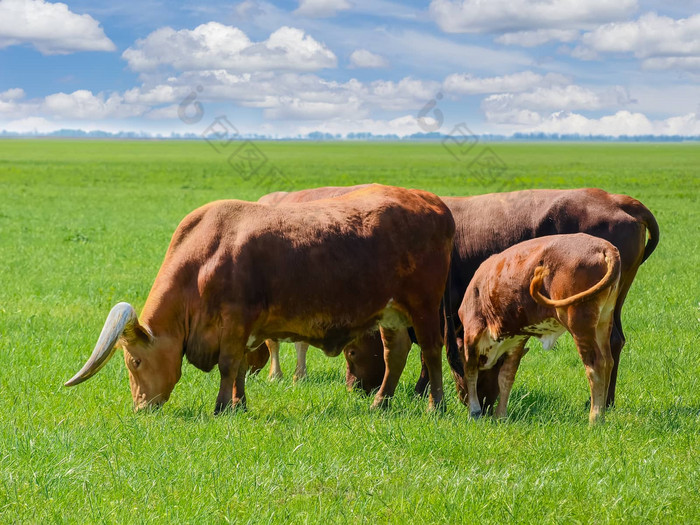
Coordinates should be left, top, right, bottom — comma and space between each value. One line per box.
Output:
1, 0, 699, 137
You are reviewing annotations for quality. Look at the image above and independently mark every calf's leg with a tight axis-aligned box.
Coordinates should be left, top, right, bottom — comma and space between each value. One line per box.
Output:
493, 344, 527, 420
572, 330, 613, 425
463, 344, 482, 418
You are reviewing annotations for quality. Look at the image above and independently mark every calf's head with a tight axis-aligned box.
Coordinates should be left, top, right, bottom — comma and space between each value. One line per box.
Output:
65, 303, 182, 410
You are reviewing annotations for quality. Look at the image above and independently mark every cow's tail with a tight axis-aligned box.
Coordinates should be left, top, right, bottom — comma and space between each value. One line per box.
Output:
530, 248, 621, 308
443, 265, 464, 378
613, 195, 660, 263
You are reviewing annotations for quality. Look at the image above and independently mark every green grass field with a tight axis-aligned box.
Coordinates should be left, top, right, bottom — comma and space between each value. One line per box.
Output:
0, 140, 698, 523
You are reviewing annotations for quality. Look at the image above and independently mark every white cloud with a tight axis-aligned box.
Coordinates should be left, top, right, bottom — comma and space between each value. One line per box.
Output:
443, 71, 568, 95
349, 49, 389, 68
533, 110, 653, 135
264, 96, 364, 120
529, 110, 700, 136
485, 85, 632, 112
116, 70, 437, 123
1, 116, 61, 133
122, 23, 337, 73
578, 13, 700, 70
0, 87, 28, 116
481, 84, 635, 125
0, 88, 25, 100
496, 29, 579, 47
429, 0, 637, 34
169, 71, 438, 114
643, 57, 700, 71
295, 0, 351, 18
42, 90, 147, 119
123, 84, 189, 105
297, 115, 427, 136
366, 77, 440, 110
0, 0, 115, 54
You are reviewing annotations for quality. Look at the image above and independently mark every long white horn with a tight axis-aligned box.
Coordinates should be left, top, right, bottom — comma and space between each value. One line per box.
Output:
64, 302, 138, 387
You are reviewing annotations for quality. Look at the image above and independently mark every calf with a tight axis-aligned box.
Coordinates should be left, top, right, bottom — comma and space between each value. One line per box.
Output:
455, 233, 621, 425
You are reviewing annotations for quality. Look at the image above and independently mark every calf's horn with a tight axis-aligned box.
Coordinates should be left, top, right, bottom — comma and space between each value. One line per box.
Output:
64, 302, 138, 387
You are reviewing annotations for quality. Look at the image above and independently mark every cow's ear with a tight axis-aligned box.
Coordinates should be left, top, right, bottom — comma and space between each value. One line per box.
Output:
119, 318, 153, 348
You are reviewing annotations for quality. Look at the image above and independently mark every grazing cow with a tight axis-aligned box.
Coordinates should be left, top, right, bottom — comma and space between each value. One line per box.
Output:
454, 234, 621, 425
256, 185, 371, 381
64, 184, 455, 413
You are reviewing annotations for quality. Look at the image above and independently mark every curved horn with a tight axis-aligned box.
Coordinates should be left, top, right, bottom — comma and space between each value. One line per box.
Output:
64, 302, 138, 387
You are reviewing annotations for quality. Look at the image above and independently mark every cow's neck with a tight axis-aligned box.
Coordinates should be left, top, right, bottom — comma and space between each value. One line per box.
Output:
139, 283, 187, 356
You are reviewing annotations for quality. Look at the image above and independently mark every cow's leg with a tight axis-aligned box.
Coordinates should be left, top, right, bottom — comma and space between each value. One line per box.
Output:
606, 273, 634, 407
607, 322, 623, 407
493, 344, 527, 420
231, 360, 247, 411
266, 339, 283, 380
606, 242, 646, 407
293, 342, 309, 382
414, 352, 430, 397
413, 315, 445, 412
371, 327, 412, 409
414, 334, 464, 397
216, 342, 246, 414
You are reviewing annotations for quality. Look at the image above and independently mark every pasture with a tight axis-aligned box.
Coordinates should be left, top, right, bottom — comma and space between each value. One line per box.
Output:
0, 140, 698, 523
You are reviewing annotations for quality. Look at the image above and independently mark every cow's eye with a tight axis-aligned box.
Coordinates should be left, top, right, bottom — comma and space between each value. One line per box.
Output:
132, 358, 141, 369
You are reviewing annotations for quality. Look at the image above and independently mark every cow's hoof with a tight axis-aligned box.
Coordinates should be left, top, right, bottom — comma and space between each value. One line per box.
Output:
427, 401, 446, 414
370, 397, 391, 410
214, 402, 232, 415
470, 409, 482, 420
414, 378, 429, 397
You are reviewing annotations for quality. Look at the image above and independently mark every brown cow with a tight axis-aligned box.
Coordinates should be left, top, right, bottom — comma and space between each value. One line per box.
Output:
455, 233, 622, 425
64, 184, 455, 413
256, 185, 371, 382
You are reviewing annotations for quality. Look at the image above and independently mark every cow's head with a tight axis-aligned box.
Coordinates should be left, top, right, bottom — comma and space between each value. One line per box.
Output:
343, 332, 386, 394
65, 303, 182, 410
451, 365, 502, 414
451, 348, 532, 415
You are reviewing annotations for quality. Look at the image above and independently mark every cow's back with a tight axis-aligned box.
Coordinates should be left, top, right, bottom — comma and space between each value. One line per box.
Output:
162, 185, 453, 352
257, 184, 371, 205
239, 185, 453, 317
443, 188, 648, 311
